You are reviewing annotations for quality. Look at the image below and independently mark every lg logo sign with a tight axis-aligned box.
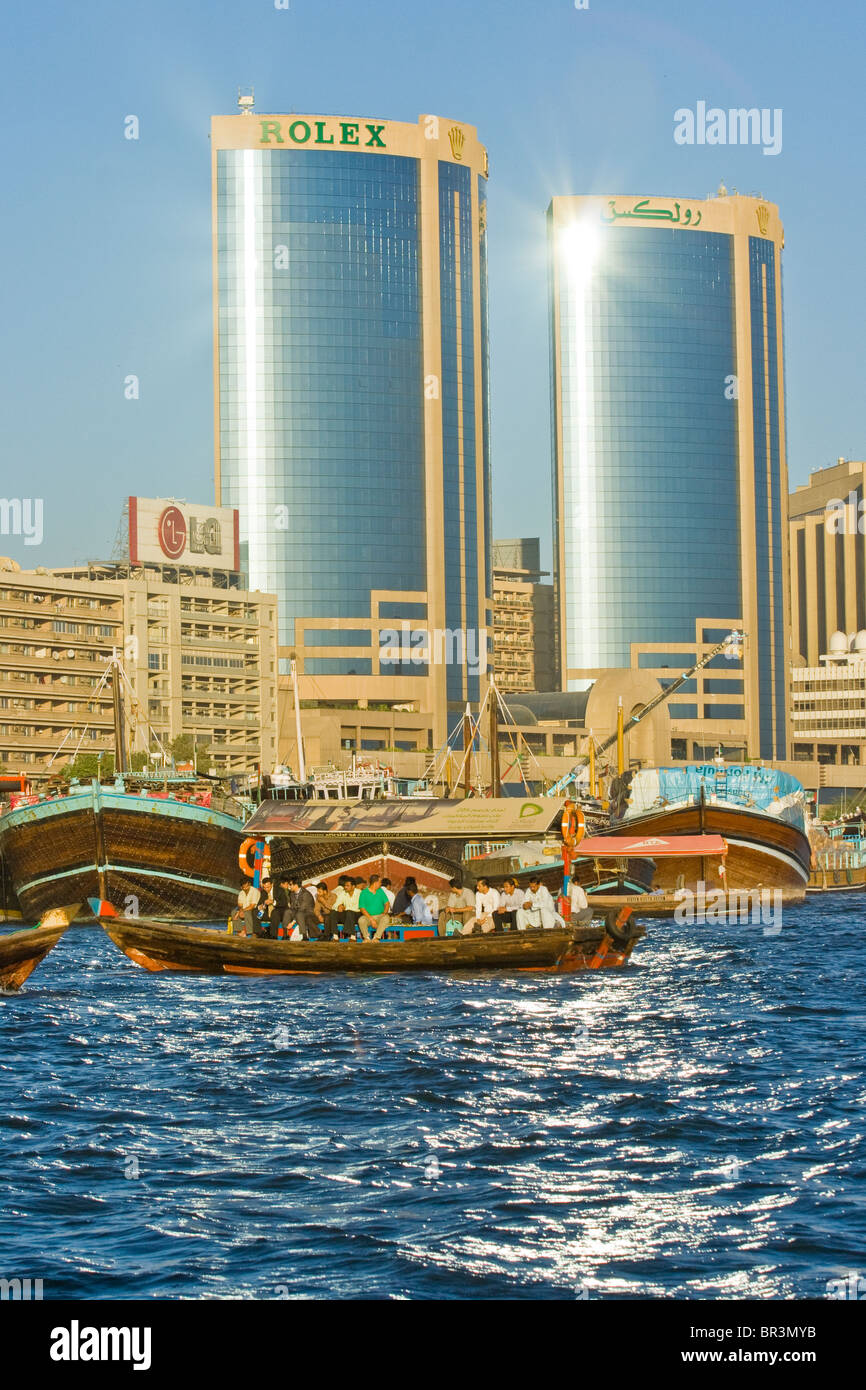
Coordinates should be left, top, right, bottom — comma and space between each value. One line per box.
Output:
158, 505, 187, 559
157, 506, 223, 560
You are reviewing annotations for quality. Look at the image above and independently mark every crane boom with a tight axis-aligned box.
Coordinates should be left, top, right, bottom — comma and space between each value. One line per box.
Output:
546, 630, 743, 796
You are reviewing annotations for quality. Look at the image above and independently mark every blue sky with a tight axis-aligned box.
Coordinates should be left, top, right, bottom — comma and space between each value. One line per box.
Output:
1, 0, 863, 570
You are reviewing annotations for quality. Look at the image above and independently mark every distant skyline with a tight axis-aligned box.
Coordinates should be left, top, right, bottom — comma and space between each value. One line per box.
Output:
2, 0, 864, 574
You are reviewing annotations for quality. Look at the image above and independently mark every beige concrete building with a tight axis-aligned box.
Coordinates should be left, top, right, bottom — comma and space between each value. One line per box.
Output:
789, 458, 866, 666
1, 559, 122, 771
492, 539, 556, 693
790, 637, 866, 766
211, 109, 492, 771
0, 557, 277, 777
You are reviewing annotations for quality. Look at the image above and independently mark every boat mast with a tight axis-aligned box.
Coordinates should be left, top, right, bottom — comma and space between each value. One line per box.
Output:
489, 674, 501, 797
111, 651, 128, 776
290, 659, 306, 783
463, 703, 472, 799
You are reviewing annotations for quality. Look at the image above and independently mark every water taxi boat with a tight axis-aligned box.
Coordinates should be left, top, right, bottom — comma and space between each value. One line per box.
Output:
99, 912, 645, 976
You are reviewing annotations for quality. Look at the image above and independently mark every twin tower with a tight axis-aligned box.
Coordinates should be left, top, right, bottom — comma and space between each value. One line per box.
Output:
212, 111, 788, 762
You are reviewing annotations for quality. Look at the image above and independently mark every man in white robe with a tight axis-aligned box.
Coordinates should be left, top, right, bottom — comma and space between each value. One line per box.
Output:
515, 877, 566, 931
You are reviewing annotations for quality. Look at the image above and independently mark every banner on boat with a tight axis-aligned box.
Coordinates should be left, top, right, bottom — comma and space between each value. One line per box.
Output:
577, 834, 726, 858
244, 797, 572, 841
612, 766, 806, 832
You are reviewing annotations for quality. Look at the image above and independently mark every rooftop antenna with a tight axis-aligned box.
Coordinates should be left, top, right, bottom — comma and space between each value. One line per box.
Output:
238, 86, 255, 114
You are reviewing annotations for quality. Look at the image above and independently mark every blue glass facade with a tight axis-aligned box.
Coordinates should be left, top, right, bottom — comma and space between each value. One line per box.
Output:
216, 150, 425, 646
749, 236, 787, 760
553, 224, 741, 673
439, 161, 481, 706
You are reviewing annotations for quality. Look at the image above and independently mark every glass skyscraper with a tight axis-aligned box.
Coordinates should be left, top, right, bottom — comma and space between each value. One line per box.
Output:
212, 112, 491, 754
548, 193, 790, 761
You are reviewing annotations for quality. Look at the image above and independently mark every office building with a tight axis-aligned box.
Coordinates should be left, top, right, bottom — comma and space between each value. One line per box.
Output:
789, 458, 866, 666
548, 190, 790, 761
212, 109, 492, 763
492, 538, 556, 692
0, 498, 278, 777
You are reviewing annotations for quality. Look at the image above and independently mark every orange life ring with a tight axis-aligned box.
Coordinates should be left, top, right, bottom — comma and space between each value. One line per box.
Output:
560, 803, 585, 849
239, 838, 268, 879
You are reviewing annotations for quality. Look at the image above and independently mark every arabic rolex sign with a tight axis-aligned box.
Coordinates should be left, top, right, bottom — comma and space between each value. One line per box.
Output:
258, 118, 387, 148
601, 198, 703, 227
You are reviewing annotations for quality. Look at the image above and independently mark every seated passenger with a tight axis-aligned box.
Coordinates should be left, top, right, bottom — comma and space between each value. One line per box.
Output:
232, 879, 260, 937
286, 874, 321, 940
266, 876, 289, 937
315, 882, 337, 938
494, 877, 525, 932
327, 876, 360, 940
358, 874, 392, 941
516, 877, 566, 931
408, 883, 435, 928
390, 877, 418, 919
461, 878, 500, 935
569, 880, 593, 927
437, 878, 476, 937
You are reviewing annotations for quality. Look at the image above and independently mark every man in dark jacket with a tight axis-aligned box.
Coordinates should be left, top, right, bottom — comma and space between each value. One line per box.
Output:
286, 874, 322, 940
267, 876, 289, 937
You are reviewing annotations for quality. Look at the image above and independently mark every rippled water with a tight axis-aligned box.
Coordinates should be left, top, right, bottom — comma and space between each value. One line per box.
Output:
1, 898, 864, 1300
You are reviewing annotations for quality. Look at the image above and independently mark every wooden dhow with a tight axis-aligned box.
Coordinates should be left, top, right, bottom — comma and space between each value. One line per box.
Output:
100, 913, 645, 976
606, 764, 811, 903
0, 780, 248, 922
0, 654, 250, 922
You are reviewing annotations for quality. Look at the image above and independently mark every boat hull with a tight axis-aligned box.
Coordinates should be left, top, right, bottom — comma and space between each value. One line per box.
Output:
611, 802, 810, 902
102, 916, 645, 975
0, 851, 23, 923
0, 787, 247, 921
806, 863, 866, 894
0, 920, 70, 990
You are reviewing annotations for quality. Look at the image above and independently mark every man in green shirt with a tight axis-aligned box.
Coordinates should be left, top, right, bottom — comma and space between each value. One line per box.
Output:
358, 874, 391, 941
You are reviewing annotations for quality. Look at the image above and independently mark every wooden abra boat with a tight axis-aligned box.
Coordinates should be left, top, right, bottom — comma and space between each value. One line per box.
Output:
0, 906, 76, 990
101, 914, 646, 976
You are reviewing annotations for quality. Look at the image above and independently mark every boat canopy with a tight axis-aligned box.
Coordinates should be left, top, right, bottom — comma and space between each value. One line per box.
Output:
243, 796, 571, 841
577, 834, 727, 858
